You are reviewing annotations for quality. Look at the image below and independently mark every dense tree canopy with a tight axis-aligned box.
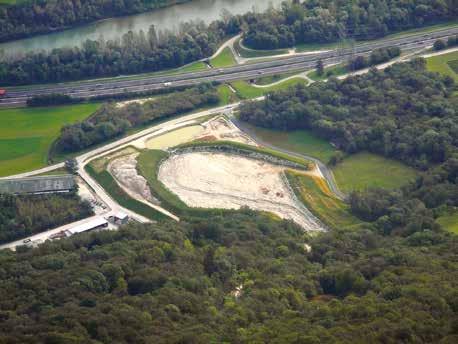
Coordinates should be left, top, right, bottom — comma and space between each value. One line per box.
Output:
243, 0, 457, 50
0, 191, 93, 244
0, 209, 456, 342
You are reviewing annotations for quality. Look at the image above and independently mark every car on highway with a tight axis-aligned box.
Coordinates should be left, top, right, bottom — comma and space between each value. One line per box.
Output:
23, 238, 31, 243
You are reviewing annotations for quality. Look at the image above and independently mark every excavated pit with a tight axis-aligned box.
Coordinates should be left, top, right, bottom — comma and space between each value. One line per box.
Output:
158, 152, 324, 231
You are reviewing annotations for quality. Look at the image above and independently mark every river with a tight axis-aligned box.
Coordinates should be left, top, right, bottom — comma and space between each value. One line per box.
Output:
0, 0, 285, 57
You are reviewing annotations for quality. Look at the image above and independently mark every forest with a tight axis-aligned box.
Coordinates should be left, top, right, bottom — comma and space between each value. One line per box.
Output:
56, 84, 219, 152
0, 191, 93, 244
0, 209, 456, 342
0, 0, 191, 42
243, 0, 457, 50
1, 0, 456, 85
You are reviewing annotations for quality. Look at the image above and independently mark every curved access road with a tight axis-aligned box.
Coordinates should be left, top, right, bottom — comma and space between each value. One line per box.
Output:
230, 116, 346, 200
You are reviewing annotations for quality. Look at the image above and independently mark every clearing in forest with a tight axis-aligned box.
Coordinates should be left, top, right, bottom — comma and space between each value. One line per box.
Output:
332, 152, 418, 192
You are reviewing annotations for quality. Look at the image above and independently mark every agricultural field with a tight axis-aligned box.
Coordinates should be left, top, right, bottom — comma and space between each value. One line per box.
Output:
332, 152, 418, 192
241, 124, 339, 163
210, 47, 236, 68
426, 50, 458, 81
0, 103, 99, 177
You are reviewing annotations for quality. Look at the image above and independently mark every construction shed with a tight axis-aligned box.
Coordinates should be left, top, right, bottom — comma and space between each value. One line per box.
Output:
65, 217, 108, 236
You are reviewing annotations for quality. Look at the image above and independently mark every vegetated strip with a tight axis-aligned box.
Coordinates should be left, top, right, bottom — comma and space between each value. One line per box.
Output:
285, 171, 363, 231
85, 162, 168, 222
173, 140, 312, 169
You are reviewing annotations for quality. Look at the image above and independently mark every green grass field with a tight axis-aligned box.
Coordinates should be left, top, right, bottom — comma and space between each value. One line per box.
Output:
0, 103, 99, 177
241, 124, 339, 163
296, 41, 342, 53
217, 84, 238, 105
286, 171, 363, 230
426, 51, 458, 81
177, 61, 207, 73
230, 79, 307, 99
210, 47, 236, 68
332, 152, 418, 192
437, 211, 458, 234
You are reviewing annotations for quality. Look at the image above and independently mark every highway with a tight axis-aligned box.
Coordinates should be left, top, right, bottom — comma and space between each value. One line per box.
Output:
1, 27, 457, 106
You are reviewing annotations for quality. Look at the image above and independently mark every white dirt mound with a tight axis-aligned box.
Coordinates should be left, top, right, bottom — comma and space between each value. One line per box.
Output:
158, 152, 324, 231
108, 154, 159, 204
197, 116, 255, 145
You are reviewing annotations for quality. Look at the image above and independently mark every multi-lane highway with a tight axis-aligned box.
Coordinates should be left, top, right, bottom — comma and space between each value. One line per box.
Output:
1, 27, 457, 106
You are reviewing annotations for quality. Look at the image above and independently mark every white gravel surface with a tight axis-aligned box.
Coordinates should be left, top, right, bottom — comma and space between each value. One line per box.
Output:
108, 154, 158, 204
158, 152, 324, 231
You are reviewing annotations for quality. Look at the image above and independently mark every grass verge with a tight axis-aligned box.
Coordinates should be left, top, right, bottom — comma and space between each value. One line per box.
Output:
255, 72, 302, 85
0, 103, 99, 177
426, 50, 458, 81
332, 152, 418, 193
210, 47, 236, 68
217, 84, 238, 105
307, 64, 348, 81
286, 171, 363, 230
230, 79, 307, 99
